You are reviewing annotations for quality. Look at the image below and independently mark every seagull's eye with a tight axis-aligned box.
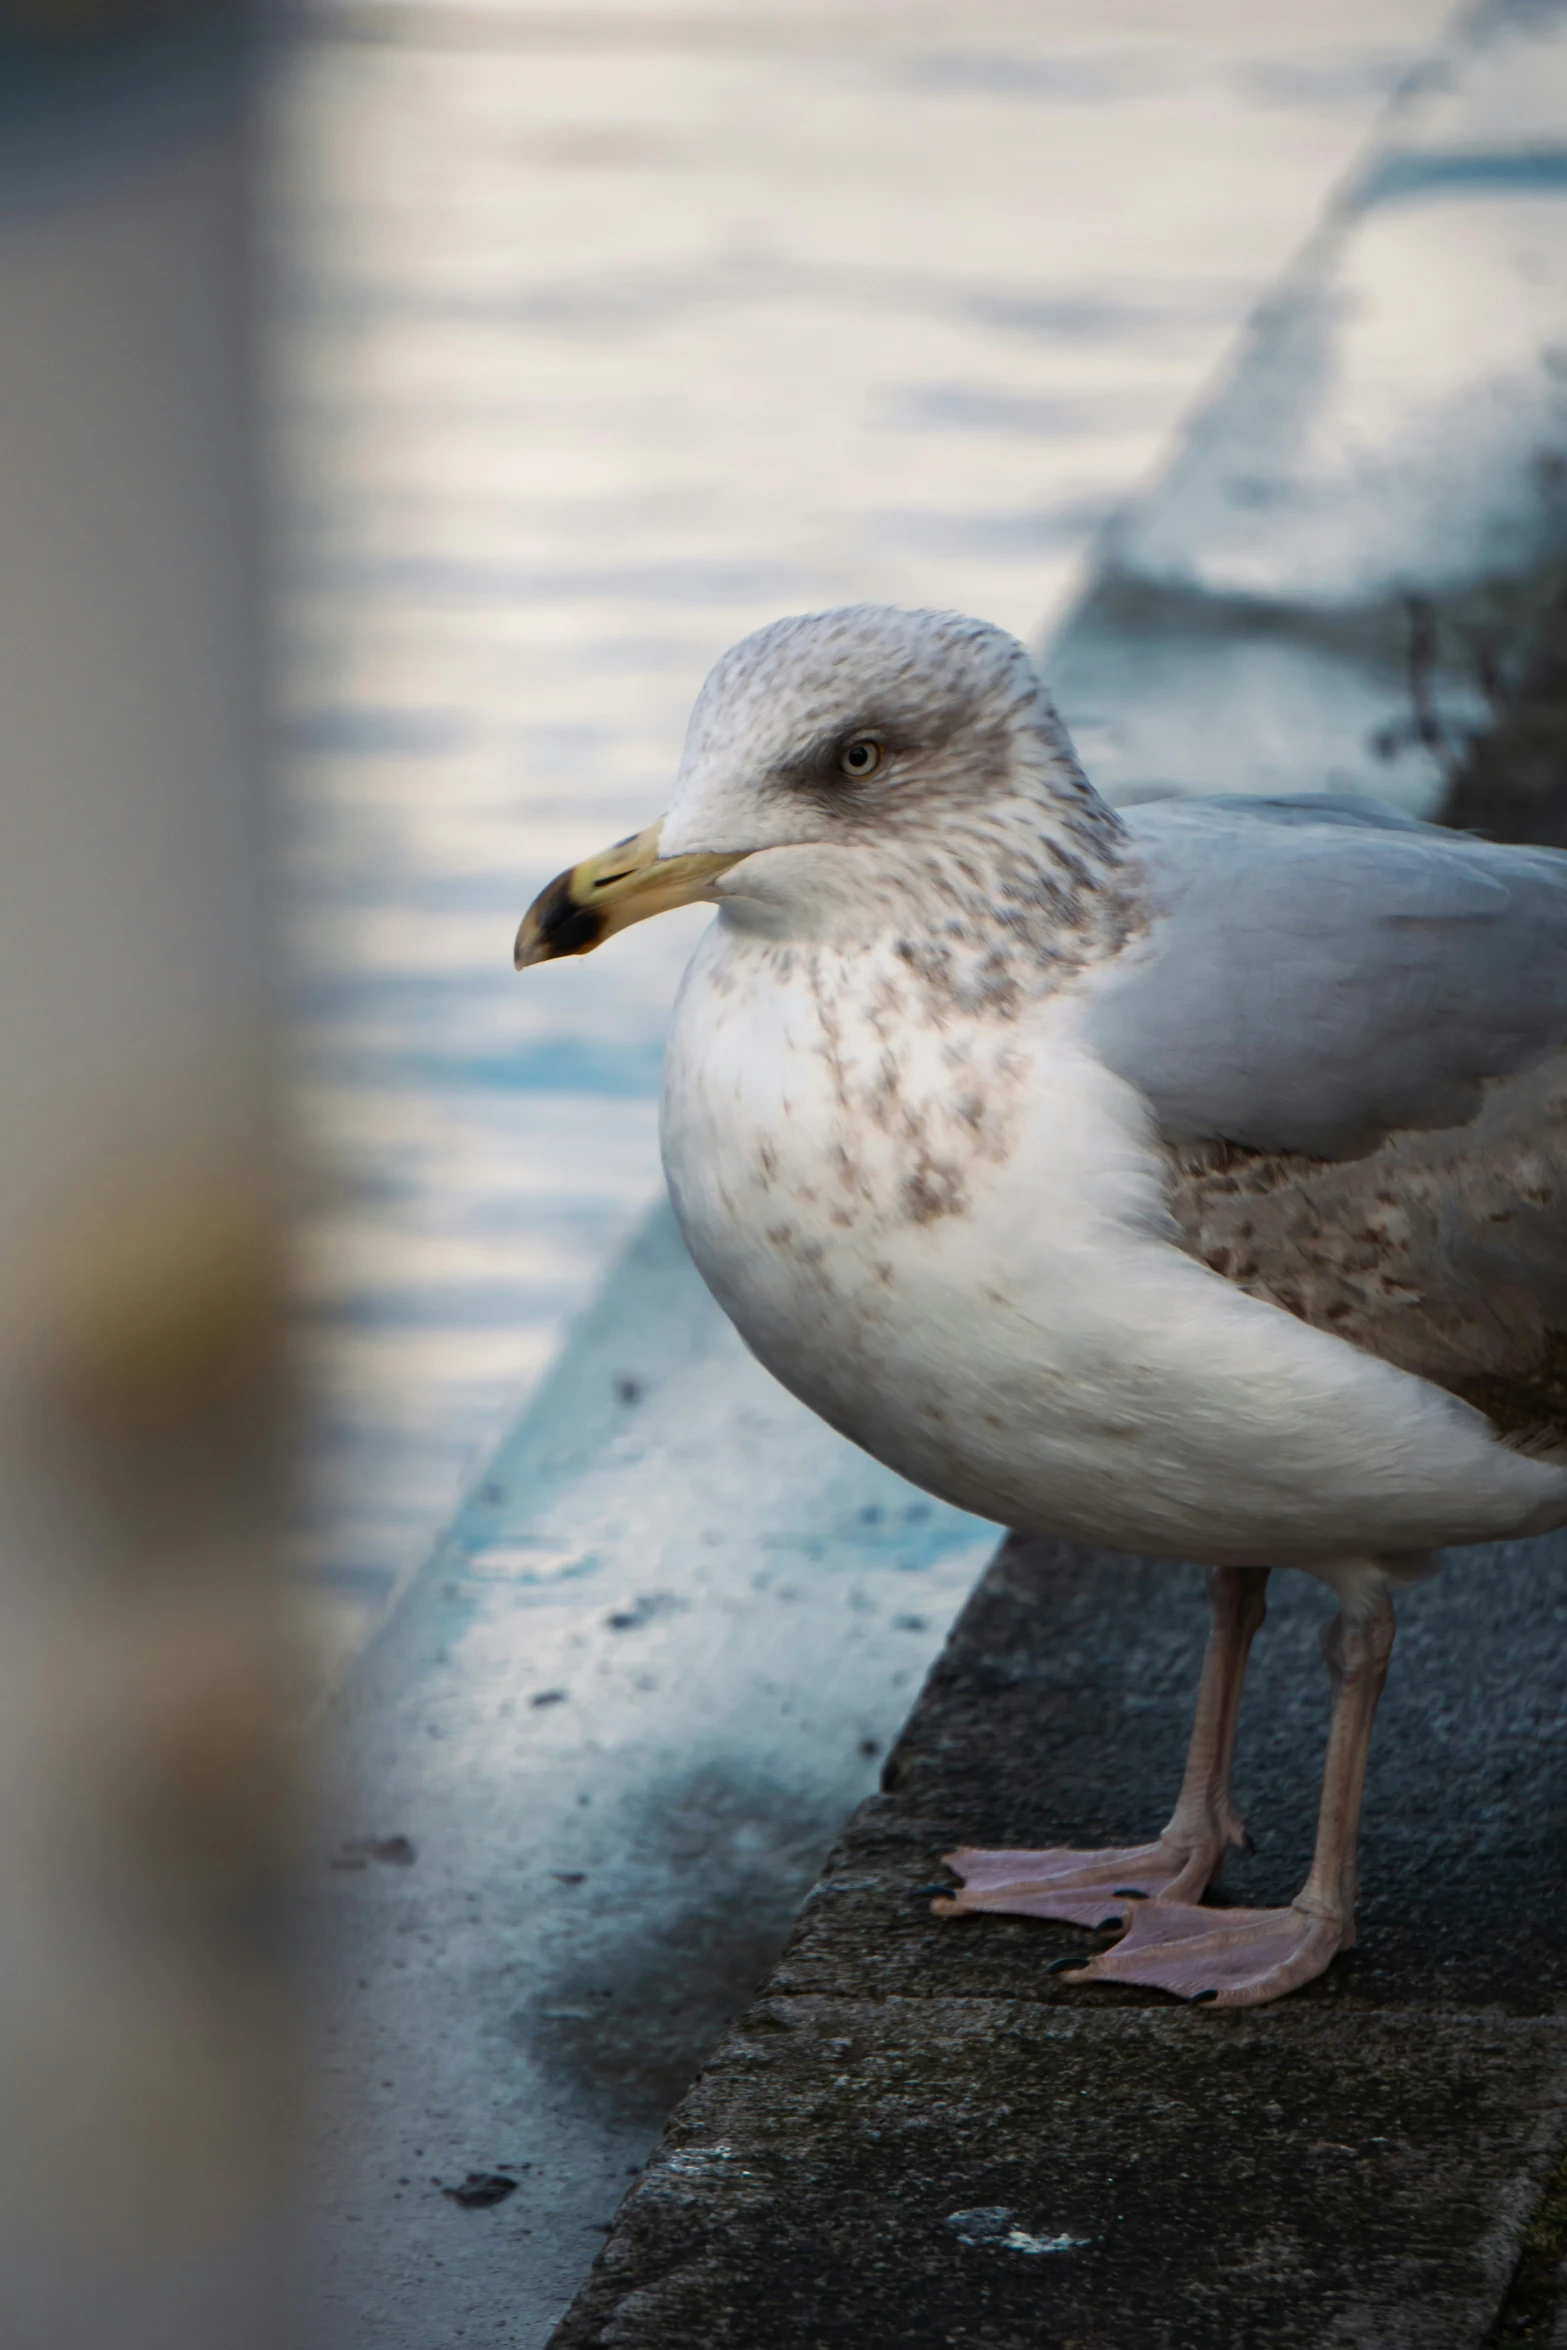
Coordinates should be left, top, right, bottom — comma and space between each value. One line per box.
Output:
839, 736, 883, 779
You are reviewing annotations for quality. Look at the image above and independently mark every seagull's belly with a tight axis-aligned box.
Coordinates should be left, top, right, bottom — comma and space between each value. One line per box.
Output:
662, 935, 1566, 1565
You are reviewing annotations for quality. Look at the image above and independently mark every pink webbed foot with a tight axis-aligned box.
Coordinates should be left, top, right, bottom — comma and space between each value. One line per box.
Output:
931, 1839, 1216, 1932
1055, 1897, 1345, 2008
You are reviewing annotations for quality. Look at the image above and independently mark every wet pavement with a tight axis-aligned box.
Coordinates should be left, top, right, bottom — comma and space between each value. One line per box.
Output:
302, 1208, 994, 2346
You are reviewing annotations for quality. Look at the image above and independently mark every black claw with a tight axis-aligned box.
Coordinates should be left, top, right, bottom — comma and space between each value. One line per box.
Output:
911, 1883, 953, 1900
1048, 1955, 1087, 1976
1191, 1988, 1220, 2004
1112, 1887, 1149, 1899
1096, 1914, 1124, 1932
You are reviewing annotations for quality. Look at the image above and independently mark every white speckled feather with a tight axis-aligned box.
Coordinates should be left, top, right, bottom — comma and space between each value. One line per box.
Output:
664, 920, 1567, 1570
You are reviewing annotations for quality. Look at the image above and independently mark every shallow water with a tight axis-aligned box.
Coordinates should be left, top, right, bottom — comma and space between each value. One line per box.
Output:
275, 0, 1450, 1671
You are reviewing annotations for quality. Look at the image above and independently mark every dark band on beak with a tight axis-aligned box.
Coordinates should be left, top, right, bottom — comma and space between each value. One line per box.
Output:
526, 870, 608, 961
515, 822, 742, 970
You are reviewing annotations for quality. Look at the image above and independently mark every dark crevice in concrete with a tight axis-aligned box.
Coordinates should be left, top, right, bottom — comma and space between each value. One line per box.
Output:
548, 1533, 1567, 2348
1488, 2135, 1567, 2346
1437, 562, 1567, 848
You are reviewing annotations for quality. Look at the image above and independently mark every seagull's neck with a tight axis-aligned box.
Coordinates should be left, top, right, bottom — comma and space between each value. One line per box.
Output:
715, 777, 1139, 1021
882, 793, 1140, 1021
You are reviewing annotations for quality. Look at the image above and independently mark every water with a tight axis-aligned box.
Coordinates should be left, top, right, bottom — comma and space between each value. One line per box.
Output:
274, 0, 1451, 1676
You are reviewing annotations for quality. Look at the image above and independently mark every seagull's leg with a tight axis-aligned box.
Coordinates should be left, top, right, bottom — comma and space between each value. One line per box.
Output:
933, 1565, 1269, 1931
1060, 1582, 1396, 2007
1150, 1561, 1271, 1888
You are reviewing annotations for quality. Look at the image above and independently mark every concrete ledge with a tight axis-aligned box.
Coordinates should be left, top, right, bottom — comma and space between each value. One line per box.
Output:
302, 1207, 992, 2348
549, 1534, 1567, 2347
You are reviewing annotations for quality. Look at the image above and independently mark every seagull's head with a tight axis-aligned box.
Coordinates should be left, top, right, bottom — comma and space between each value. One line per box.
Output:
515, 604, 1120, 967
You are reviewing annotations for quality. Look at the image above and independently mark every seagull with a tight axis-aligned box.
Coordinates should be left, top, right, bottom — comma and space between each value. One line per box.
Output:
515, 605, 1567, 2008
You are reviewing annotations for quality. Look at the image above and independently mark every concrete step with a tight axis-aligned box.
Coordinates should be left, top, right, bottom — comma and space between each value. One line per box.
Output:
549, 1533, 1567, 2348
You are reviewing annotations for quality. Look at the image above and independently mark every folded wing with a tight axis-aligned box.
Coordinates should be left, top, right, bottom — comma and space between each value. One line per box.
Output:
1090, 796, 1567, 1446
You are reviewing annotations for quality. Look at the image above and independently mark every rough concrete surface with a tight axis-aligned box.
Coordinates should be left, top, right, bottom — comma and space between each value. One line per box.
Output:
301, 1210, 991, 2349
549, 1534, 1567, 2348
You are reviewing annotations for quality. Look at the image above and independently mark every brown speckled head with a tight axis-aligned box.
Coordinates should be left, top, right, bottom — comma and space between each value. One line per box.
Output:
654, 605, 1137, 988
516, 605, 1140, 994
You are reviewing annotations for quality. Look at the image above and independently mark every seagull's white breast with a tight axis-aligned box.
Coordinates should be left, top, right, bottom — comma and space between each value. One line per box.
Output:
661, 918, 1567, 1567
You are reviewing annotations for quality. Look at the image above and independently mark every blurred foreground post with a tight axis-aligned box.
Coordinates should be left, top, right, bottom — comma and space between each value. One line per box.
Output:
0, 5, 297, 2344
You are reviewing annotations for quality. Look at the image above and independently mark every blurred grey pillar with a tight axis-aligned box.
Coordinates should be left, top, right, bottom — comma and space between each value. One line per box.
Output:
0, 7, 295, 2347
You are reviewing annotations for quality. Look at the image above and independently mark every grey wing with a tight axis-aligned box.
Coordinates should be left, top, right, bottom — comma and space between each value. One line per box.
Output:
1090, 794, 1567, 1158
1088, 795, 1567, 1446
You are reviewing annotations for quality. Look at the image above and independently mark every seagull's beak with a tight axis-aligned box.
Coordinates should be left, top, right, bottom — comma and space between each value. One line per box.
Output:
514, 821, 742, 969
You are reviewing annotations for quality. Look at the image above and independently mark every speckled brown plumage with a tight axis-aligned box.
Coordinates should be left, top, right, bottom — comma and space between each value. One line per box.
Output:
1163, 1054, 1567, 1449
